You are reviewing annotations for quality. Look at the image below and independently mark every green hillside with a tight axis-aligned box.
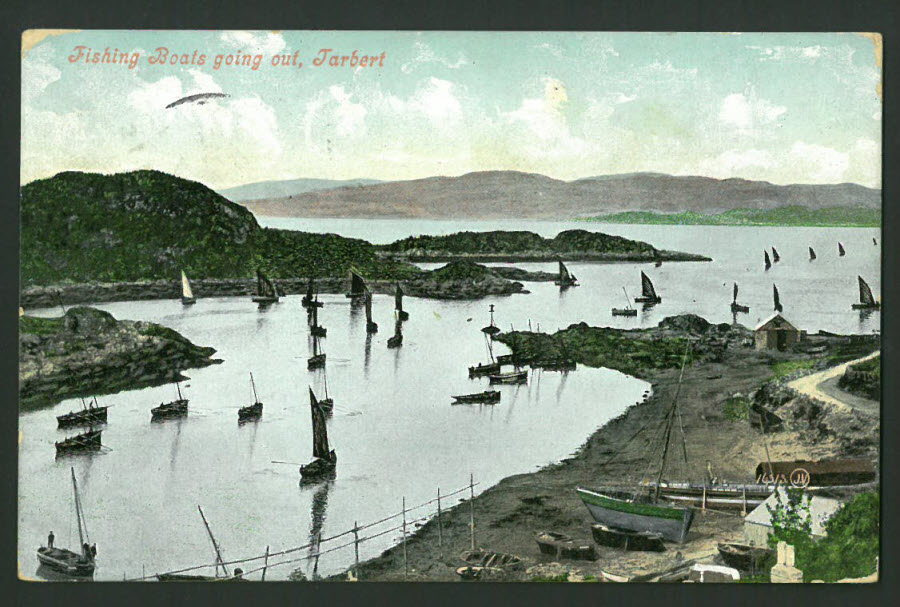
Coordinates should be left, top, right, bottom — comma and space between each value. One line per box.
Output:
580, 206, 881, 227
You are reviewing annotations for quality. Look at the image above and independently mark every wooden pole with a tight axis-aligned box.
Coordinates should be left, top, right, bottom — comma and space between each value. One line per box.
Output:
402, 497, 408, 577
437, 487, 443, 559
702, 486, 707, 512
353, 522, 360, 578
261, 545, 269, 581
469, 473, 476, 551
742, 488, 747, 516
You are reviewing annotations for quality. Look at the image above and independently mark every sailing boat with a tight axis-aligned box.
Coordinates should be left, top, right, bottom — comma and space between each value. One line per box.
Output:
302, 278, 323, 309
554, 260, 579, 288
488, 367, 528, 384
157, 506, 242, 581
771, 247, 781, 263
612, 287, 638, 317
151, 382, 188, 420
469, 333, 501, 377
319, 369, 334, 413
300, 388, 337, 481
773, 284, 783, 313
238, 373, 263, 422
576, 347, 695, 543
309, 302, 327, 337
308, 335, 326, 370
764, 250, 772, 271
873, 237, 878, 246
809, 247, 817, 261
387, 319, 403, 348
395, 284, 409, 321
481, 304, 501, 336
533, 335, 577, 371
452, 390, 501, 405
57, 396, 108, 428
55, 428, 103, 456
852, 276, 881, 310
730, 283, 749, 314
37, 468, 96, 576
364, 289, 378, 334
634, 271, 661, 304
181, 270, 196, 305
252, 268, 279, 305
838, 242, 846, 257
345, 269, 367, 299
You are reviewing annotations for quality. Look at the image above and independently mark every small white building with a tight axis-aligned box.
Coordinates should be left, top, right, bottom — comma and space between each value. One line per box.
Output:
754, 313, 802, 351
743, 487, 842, 547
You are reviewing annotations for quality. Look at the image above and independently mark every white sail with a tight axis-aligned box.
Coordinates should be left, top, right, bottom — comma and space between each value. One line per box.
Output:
181, 271, 194, 299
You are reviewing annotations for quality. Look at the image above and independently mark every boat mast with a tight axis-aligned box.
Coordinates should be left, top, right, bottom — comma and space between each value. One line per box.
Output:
198, 505, 229, 577
176, 382, 183, 401
489, 304, 495, 328
71, 468, 87, 548
653, 343, 691, 501
622, 287, 632, 309
250, 372, 259, 403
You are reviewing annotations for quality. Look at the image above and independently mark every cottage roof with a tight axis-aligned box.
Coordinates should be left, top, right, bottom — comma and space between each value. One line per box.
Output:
754, 313, 799, 332
745, 487, 842, 536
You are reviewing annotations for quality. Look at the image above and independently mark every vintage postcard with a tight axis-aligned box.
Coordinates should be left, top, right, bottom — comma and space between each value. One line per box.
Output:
19, 30, 881, 583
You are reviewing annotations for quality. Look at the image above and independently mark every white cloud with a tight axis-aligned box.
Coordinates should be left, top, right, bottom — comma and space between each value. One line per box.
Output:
21, 46, 61, 103
219, 31, 286, 55
401, 39, 468, 74
718, 91, 786, 130
746, 45, 827, 62
789, 142, 849, 182
407, 78, 462, 125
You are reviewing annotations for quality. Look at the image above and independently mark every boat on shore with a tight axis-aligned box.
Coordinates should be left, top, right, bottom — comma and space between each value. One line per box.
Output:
151, 382, 188, 420
299, 388, 337, 482
238, 373, 263, 422
851, 276, 880, 310
651, 480, 775, 511
56, 428, 103, 456
633, 271, 661, 304
612, 287, 638, 317
57, 397, 108, 428
730, 283, 749, 314
590, 523, 666, 552
181, 270, 196, 305
535, 531, 596, 560
717, 543, 773, 572
251, 268, 280, 305
37, 468, 96, 577
554, 260, 579, 288
452, 390, 501, 405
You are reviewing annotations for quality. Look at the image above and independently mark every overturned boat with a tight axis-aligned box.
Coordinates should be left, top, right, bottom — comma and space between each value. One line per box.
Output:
633, 271, 661, 304
181, 270, 196, 305
300, 388, 337, 482
852, 276, 880, 310
452, 390, 501, 405
37, 468, 96, 577
151, 382, 188, 421
57, 397, 108, 429
238, 373, 263, 423
554, 260, 579, 288
730, 283, 749, 314
535, 531, 596, 560
252, 268, 279, 305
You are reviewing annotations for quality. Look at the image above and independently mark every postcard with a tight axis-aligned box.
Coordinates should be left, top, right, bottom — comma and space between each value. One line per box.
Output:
19, 30, 881, 583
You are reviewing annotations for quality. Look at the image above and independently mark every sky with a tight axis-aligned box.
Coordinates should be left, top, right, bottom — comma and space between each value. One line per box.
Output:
21, 31, 882, 190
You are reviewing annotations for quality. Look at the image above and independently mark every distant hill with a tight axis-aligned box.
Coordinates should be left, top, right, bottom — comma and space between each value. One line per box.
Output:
584, 206, 881, 227
239, 170, 881, 220
217, 178, 382, 202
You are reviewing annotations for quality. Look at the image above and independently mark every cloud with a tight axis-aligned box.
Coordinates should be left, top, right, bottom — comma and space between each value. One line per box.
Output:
718, 92, 786, 130
219, 31, 286, 55
21, 46, 61, 103
401, 38, 468, 74
746, 45, 826, 62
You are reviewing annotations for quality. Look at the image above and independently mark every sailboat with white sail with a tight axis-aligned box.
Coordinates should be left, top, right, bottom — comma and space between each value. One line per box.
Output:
181, 270, 196, 305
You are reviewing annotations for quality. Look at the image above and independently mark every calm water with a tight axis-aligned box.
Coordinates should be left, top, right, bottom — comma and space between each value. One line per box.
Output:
19, 220, 880, 581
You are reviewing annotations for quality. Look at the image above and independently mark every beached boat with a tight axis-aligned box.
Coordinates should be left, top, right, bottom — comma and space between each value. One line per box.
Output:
37, 468, 96, 577
345, 269, 367, 299
612, 287, 638, 317
764, 250, 772, 271
481, 304, 501, 336
852, 276, 880, 310
535, 531, 596, 560
251, 268, 279, 305
773, 283, 783, 313
633, 271, 661, 304
488, 369, 527, 384
309, 304, 327, 337
181, 270, 196, 305
590, 523, 665, 552
771, 247, 780, 263
387, 319, 403, 348
57, 397, 108, 428
364, 289, 378, 334
839, 242, 846, 256
452, 390, 501, 405
652, 480, 775, 511
308, 336, 326, 370
395, 284, 409, 321
238, 373, 263, 422
809, 246, 817, 261
717, 543, 773, 572
554, 260, 579, 288
460, 550, 522, 569
730, 283, 749, 314
300, 388, 337, 481
151, 382, 188, 420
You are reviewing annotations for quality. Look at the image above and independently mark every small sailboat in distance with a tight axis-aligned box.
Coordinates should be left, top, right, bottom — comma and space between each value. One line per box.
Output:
238, 372, 263, 422
252, 268, 279, 305
452, 390, 501, 405
809, 247, 816, 261
554, 260, 579, 288
345, 269, 367, 300
151, 382, 188, 421
838, 242, 846, 257
364, 289, 378, 334
395, 284, 409, 321
612, 287, 638, 317
469, 333, 501, 377
319, 369, 334, 414
181, 270, 196, 305
764, 250, 772, 271
309, 302, 327, 338
852, 276, 881, 310
57, 397, 108, 429
37, 468, 96, 577
730, 283, 749, 314
308, 335, 326, 370
633, 271, 661, 304
771, 247, 780, 263
300, 388, 337, 481
873, 237, 878, 246
773, 284, 783, 313
387, 319, 403, 348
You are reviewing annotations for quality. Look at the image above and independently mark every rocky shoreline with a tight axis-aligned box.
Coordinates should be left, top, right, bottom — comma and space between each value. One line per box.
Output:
19, 307, 221, 410
376, 250, 711, 263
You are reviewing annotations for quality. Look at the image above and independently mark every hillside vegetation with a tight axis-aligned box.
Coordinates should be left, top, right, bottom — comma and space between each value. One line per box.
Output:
582, 206, 881, 227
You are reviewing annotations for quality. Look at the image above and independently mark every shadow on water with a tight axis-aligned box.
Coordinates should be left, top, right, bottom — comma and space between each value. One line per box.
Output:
363, 334, 372, 378
302, 479, 333, 580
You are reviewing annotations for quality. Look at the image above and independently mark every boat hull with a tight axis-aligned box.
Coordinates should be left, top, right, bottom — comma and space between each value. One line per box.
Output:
717, 543, 774, 571
387, 335, 403, 348
591, 524, 665, 552
634, 297, 661, 304
452, 391, 501, 404
576, 487, 694, 544
468, 362, 501, 377
57, 407, 108, 428
730, 303, 750, 313
55, 430, 103, 455
151, 399, 188, 420
654, 483, 774, 510
300, 452, 337, 481
851, 303, 880, 310
238, 402, 263, 422
307, 354, 326, 370
366, 322, 379, 334
611, 309, 637, 317
397, 311, 410, 321
181, 297, 196, 306
310, 326, 327, 337
252, 296, 279, 305
36, 547, 95, 576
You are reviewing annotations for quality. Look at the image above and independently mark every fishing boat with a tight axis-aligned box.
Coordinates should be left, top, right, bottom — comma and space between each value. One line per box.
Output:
809, 247, 817, 261
717, 543, 774, 572
238, 373, 263, 422
181, 270, 196, 305
771, 247, 780, 263
37, 468, 96, 577
652, 480, 775, 511
452, 390, 501, 405
773, 283, 783, 313
532, 336, 577, 371
299, 388, 337, 481
852, 276, 880, 310
55, 428, 102, 456
633, 271, 661, 304
488, 369, 528, 384
158, 506, 235, 581
301, 278, 323, 309
252, 268, 279, 305
764, 250, 772, 271
612, 287, 638, 317
839, 242, 846, 256
308, 336, 326, 370
309, 304, 327, 337
151, 382, 188, 420
481, 304, 501, 336
345, 269, 367, 300
554, 260, 579, 288
319, 369, 334, 413
395, 284, 409, 321
590, 523, 666, 552
364, 289, 378, 334
57, 397, 108, 428
873, 237, 878, 246
730, 283, 749, 314
469, 332, 501, 377
576, 346, 695, 544
387, 319, 403, 348
535, 532, 596, 560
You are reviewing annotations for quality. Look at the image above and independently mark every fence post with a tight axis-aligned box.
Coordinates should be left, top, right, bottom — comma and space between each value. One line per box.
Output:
402, 497, 408, 577
437, 487, 443, 559
261, 545, 269, 581
353, 521, 360, 578
469, 473, 476, 551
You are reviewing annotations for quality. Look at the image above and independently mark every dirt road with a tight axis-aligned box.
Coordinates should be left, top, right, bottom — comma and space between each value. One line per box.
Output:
786, 351, 880, 414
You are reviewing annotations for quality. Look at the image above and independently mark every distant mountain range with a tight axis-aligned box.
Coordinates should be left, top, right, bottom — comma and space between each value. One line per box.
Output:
235, 171, 881, 220
217, 178, 382, 202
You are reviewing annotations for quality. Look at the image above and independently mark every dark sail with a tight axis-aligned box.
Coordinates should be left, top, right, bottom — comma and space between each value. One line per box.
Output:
349, 271, 366, 296
309, 388, 330, 459
772, 247, 780, 263
733, 282, 738, 305
809, 247, 816, 260
641, 271, 658, 299
858, 276, 875, 306
256, 269, 276, 298
839, 242, 846, 256
773, 284, 783, 313
395, 284, 403, 312
558, 261, 571, 282
306, 278, 314, 301
365, 290, 373, 323
764, 251, 771, 271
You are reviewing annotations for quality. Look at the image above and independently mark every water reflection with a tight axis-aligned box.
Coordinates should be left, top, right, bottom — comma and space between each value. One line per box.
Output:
304, 479, 332, 580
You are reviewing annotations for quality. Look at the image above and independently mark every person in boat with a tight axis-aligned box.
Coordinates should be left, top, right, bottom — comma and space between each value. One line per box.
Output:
83, 542, 91, 559
48, 531, 54, 548
91, 543, 97, 558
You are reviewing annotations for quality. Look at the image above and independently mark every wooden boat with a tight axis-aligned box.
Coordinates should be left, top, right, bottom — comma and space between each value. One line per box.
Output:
652, 481, 774, 510
364, 289, 378, 334
612, 287, 638, 317
773, 283, 783, 313
452, 390, 501, 404
345, 269, 367, 299
554, 260, 579, 288
309, 304, 327, 337
481, 304, 501, 335
851, 276, 880, 310
395, 284, 409, 321
299, 388, 337, 481
57, 397, 108, 428
469, 333, 500, 377
387, 320, 403, 348
37, 468, 96, 577
633, 271, 661, 304
456, 566, 505, 580
151, 382, 188, 420
251, 268, 279, 305
764, 250, 772, 271
158, 506, 235, 581
590, 523, 665, 552
771, 247, 780, 263
873, 237, 878, 246
307, 336, 326, 370
839, 241, 846, 256
301, 278, 323, 309
809, 246, 817, 261
730, 282, 749, 314
460, 550, 522, 569
238, 373, 263, 422
717, 543, 773, 571
318, 370, 334, 414
535, 531, 596, 560
488, 369, 527, 384
532, 336, 577, 371
56, 429, 102, 455
181, 270, 196, 305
